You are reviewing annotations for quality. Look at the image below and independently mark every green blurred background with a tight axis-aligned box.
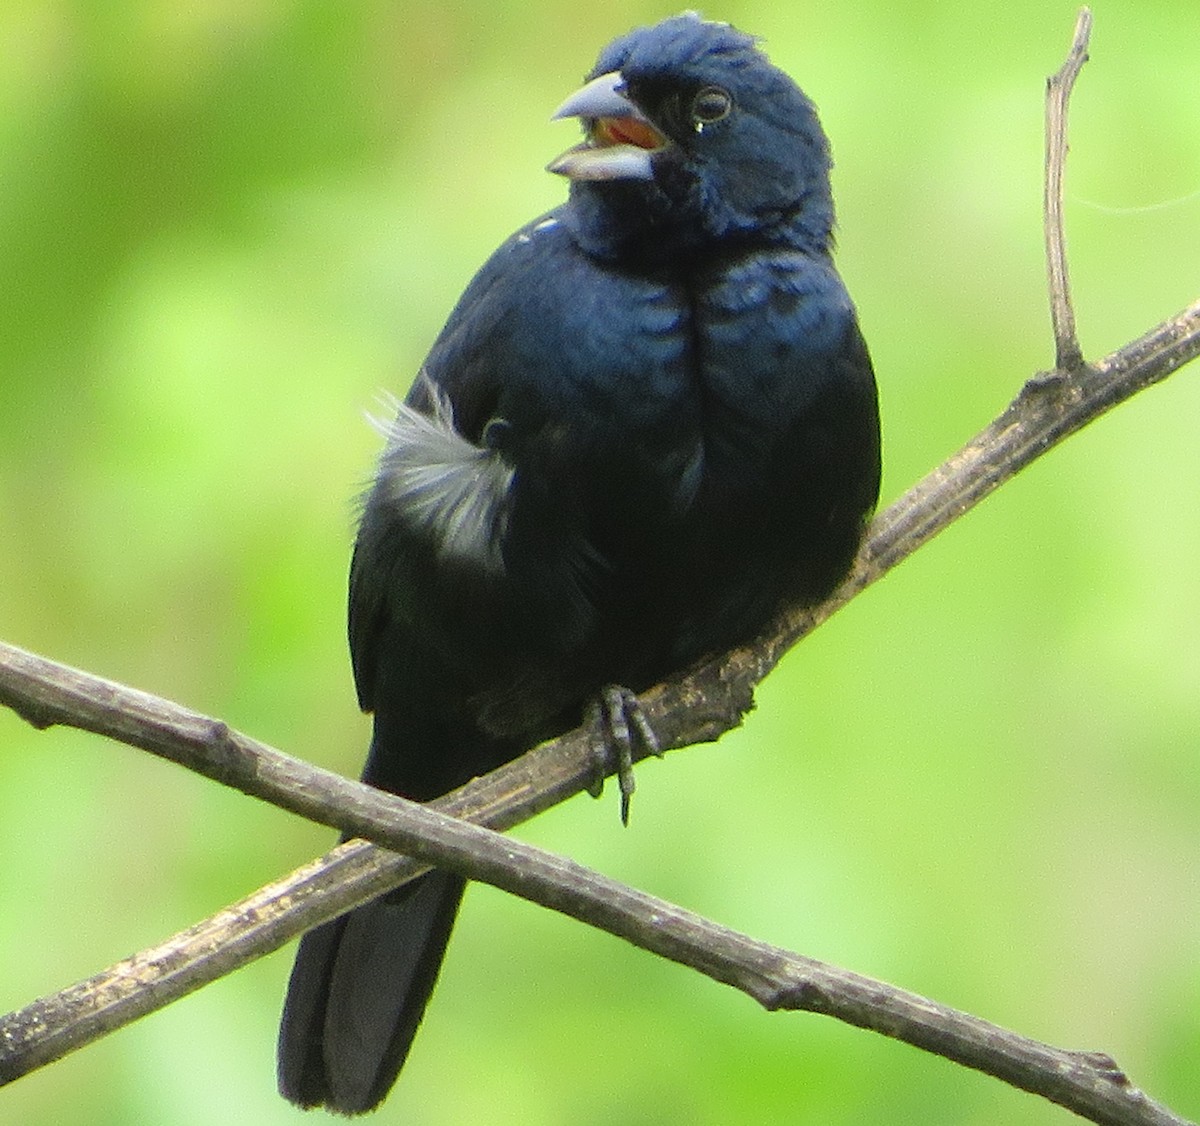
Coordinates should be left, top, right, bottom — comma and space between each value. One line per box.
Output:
1, 2, 1197, 1123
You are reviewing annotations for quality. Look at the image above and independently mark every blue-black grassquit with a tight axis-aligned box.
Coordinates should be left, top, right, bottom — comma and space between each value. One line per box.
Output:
279, 14, 880, 1112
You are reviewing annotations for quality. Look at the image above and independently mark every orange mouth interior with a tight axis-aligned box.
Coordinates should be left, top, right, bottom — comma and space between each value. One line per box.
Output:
592, 116, 666, 150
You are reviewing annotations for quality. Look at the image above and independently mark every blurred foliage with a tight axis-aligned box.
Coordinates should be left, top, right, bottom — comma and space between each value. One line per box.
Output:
1, 2, 1198, 1124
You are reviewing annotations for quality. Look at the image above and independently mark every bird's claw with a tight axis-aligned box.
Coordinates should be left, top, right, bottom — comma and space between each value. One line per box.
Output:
585, 685, 661, 825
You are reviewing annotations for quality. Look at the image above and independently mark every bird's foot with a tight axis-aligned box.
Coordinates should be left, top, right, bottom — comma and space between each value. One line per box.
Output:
585, 685, 661, 826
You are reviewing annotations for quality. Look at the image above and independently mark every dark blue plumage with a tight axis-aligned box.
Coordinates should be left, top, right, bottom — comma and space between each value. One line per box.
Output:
278, 14, 880, 1113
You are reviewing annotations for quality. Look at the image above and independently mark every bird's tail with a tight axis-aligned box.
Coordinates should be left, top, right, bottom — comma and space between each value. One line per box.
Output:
277, 868, 465, 1114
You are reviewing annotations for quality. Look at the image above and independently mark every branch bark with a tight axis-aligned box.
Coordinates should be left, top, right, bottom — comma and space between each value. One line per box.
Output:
0, 9, 1197, 1125
0, 711, 1188, 1126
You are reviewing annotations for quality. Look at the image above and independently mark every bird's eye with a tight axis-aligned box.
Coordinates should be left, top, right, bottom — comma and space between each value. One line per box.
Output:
690, 86, 732, 125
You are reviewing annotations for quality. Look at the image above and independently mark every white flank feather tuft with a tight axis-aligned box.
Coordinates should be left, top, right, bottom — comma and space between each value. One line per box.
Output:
372, 378, 514, 577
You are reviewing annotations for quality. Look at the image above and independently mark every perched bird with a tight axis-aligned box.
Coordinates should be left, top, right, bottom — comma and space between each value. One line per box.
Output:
278, 13, 880, 1114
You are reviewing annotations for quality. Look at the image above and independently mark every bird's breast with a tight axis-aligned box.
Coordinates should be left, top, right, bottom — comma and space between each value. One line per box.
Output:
509, 246, 854, 527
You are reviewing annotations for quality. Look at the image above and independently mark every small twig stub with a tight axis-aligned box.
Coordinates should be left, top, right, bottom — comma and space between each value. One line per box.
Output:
1043, 6, 1093, 372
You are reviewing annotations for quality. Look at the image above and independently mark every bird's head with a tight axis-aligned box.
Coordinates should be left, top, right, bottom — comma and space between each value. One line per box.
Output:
549, 14, 835, 262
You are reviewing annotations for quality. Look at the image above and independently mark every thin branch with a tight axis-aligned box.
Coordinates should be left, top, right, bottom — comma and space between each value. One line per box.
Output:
0, 761, 1191, 1126
1044, 6, 1092, 371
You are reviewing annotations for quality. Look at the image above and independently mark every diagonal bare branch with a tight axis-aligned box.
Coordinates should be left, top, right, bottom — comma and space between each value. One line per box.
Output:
0, 754, 1192, 1126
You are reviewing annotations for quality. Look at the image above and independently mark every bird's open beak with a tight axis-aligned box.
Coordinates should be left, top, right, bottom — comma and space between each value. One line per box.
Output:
547, 71, 667, 181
